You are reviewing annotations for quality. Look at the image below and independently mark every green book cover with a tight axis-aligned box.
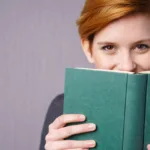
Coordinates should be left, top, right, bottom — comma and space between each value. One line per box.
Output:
63, 68, 150, 150
144, 73, 150, 150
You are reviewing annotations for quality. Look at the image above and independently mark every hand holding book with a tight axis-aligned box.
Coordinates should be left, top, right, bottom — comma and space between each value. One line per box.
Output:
45, 68, 150, 150
63, 68, 150, 150
44, 114, 150, 150
45, 114, 97, 149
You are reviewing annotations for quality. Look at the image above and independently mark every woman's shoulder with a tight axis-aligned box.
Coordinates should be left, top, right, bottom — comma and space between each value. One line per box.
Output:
42, 93, 64, 131
39, 94, 64, 150
47, 93, 64, 116
51, 93, 64, 107
43, 93, 64, 124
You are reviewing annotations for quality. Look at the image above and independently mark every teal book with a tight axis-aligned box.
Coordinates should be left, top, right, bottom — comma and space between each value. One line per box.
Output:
63, 68, 150, 150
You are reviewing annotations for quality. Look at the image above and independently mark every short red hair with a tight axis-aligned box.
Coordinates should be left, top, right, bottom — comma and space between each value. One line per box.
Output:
76, 0, 150, 41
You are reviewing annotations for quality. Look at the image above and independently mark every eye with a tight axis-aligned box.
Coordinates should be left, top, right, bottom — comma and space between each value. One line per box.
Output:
135, 44, 150, 53
100, 45, 116, 54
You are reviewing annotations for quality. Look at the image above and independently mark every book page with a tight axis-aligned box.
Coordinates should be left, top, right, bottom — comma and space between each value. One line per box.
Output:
76, 67, 134, 74
139, 71, 150, 74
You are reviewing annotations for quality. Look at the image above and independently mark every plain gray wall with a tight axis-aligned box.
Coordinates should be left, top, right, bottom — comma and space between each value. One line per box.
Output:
0, 0, 93, 149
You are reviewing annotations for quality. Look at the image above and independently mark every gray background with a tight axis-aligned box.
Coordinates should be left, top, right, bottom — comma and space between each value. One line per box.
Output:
0, 0, 92, 150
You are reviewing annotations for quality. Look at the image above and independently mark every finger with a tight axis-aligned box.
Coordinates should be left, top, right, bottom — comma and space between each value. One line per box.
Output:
147, 144, 150, 150
46, 123, 96, 141
50, 114, 86, 129
45, 140, 96, 150
65, 148, 89, 150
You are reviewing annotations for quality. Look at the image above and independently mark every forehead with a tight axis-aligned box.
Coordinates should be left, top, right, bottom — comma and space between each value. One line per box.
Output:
94, 14, 150, 43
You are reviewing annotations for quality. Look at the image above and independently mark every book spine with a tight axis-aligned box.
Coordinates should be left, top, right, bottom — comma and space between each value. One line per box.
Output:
123, 74, 147, 150
143, 74, 150, 150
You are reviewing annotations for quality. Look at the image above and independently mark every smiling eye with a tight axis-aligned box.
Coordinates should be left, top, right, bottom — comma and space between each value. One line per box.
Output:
135, 44, 150, 53
137, 44, 149, 49
102, 45, 114, 50
100, 45, 116, 54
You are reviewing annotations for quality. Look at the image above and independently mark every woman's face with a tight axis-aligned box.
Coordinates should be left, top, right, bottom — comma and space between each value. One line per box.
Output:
82, 13, 150, 72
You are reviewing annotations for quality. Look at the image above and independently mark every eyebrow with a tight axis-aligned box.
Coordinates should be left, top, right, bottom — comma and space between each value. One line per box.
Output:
97, 39, 150, 45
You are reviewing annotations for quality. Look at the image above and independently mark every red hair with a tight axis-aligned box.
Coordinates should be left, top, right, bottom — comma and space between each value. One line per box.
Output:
76, 0, 150, 41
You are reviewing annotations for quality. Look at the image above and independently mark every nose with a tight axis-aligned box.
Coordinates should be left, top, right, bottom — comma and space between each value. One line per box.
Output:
117, 55, 136, 72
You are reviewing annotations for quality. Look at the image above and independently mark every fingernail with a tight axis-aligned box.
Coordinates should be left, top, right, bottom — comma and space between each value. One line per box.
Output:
88, 123, 96, 130
87, 140, 96, 147
79, 115, 85, 121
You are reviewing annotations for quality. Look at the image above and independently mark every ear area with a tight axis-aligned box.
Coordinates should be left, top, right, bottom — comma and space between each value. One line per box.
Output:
80, 39, 95, 63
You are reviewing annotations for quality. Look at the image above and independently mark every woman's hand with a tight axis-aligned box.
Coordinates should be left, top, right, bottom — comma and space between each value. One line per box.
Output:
148, 144, 150, 150
45, 114, 96, 150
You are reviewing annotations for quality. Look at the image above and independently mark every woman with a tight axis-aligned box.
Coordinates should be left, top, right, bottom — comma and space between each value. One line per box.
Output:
40, 0, 150, 149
